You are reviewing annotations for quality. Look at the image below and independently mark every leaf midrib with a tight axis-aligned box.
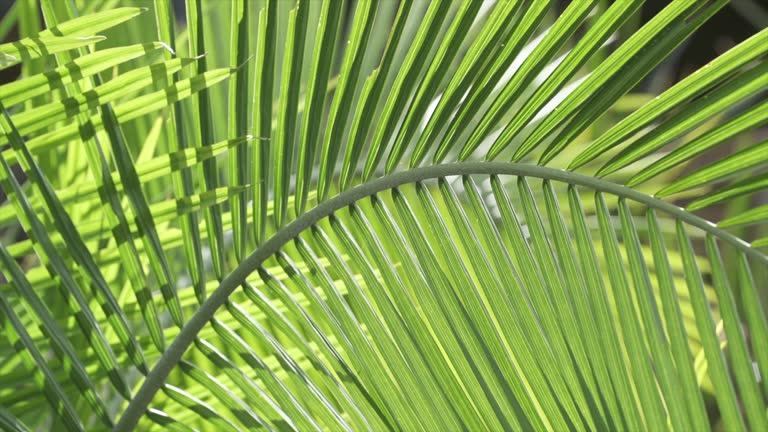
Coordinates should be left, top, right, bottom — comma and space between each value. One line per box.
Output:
114, 160, 766, 432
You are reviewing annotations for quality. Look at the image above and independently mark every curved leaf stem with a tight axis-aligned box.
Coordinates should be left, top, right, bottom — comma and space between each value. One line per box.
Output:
115, 161, 765, 432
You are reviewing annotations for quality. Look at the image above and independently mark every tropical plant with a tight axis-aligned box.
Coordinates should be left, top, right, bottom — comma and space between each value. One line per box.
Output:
0, 0, 766, 430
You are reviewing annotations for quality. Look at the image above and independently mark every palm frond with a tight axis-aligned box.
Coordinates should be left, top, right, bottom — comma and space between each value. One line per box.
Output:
0, 1, 764, 431
116, 166, 765, 431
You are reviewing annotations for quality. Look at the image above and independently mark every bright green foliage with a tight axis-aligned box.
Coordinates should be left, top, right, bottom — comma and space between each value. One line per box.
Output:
0, 1, 765, 431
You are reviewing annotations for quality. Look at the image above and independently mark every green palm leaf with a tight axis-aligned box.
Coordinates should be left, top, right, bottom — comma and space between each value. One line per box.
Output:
0, 1, 764, 431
